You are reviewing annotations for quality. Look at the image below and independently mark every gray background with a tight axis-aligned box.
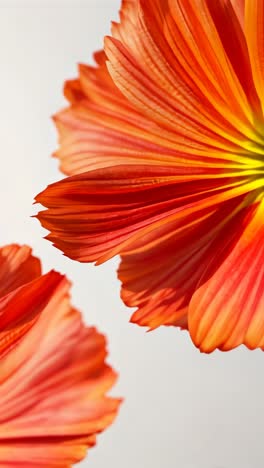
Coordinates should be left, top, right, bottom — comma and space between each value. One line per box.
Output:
0, 1, 263, 467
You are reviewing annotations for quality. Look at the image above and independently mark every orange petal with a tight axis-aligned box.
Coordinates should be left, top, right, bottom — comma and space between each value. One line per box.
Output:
0, 269, 62, 357
119, 193, 255, 329
106, 0, 260, 137
205, 0, 259, 113
245, 0, 264, 112
52, 1, 263, 181
189, 199, 264, 352
0, 246, 120, 465
36, 0, 264, 339
231, 0, 245, 26
43, 0, 264, 245
36, 160, 261, 265
0, 244, 41, 298
36, 158, 262, 333
55, 50, 240, 179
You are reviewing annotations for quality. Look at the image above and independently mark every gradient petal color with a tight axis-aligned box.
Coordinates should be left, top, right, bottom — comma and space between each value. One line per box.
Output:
37, 0, 264, 352
0, 244, 120, 466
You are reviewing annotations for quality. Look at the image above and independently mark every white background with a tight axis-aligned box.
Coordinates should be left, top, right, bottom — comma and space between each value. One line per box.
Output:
0, 2, 264, 467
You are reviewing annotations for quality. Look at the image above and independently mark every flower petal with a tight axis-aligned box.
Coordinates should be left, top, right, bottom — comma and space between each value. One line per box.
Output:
36, 161, 261, 265
52, 0, 263, 182
36, 0, 264, 338
0, 270, 58, 357
0, 247, 120, 465
36, 158, 262, 332
39, 0, 264, 269
231, 0, 245, 26
119, 193, 257, 329
54, 50, 148, 176
0, 246, 58, 357
205, 0, 259, 112
106, 0, 260, 139
0, 244, 41, 298
245, 0, 264, 111
189, 199, 264, 352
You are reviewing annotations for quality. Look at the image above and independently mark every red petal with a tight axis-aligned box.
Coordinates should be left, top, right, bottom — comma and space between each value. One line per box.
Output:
0, 246, 120, 464
205, 0, 259, 113
36, 0, 264, 338
189, 199, 264, 352
36, 161, 260, 264
245, 0, 264, 111
106, 0, 259, 137
0, 269, 61, 357
52, 0, 263, 181
0, 244, 44, 356
231, 0, 245, 26
0, 244, 41, 298
119, 194, 255, 329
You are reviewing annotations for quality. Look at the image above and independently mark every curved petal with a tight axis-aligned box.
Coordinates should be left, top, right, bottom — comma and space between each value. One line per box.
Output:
205, 0, 258, 112
189, 199, 264, 352
54, 50, 152, 176
36, 162, 262, 264
39, 0, 264, 262
231, 0, 245, 27
245, 0, 264, 112
0, 269, 62, 357
119, 193, 257, 329
0, 247, 120, 465
0, 244, 41, 298
54, 50, 245, 179
36, 0, 264, 339
106, 0, 261, 137
53, 0, 264, 181
0, 244, 51, 357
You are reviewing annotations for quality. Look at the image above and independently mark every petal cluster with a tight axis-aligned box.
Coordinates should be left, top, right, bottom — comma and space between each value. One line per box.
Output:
0, 244, 120, 466
37, 0, 264, 352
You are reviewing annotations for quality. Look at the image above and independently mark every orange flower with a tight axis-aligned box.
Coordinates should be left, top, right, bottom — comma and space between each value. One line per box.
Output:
0, 244, 120, 465
37, 0, 264, 352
